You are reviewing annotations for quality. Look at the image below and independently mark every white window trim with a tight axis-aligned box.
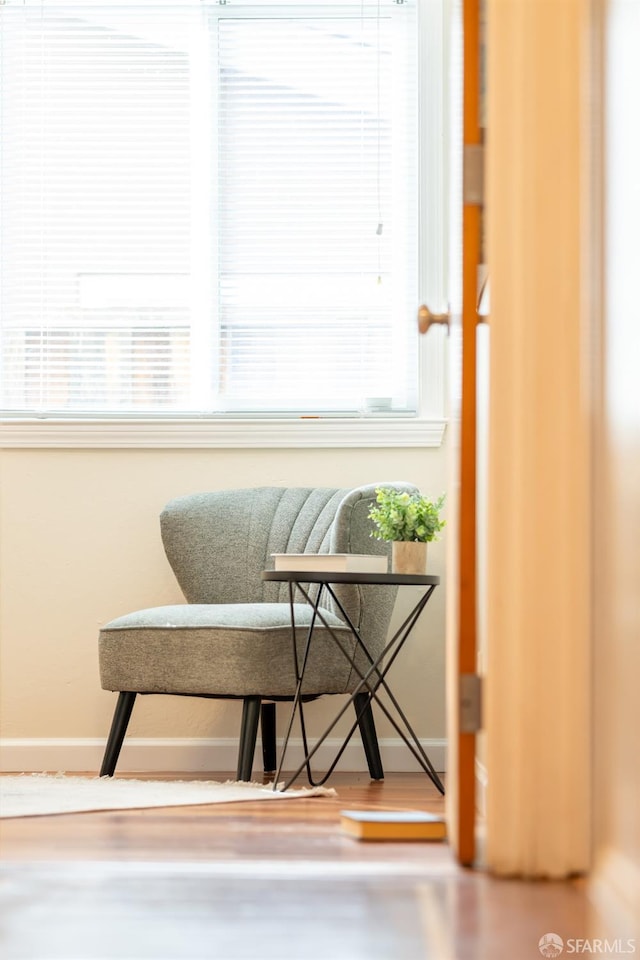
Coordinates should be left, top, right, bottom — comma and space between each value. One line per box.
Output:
0, 0, 448, 450
0, 415, 446, 449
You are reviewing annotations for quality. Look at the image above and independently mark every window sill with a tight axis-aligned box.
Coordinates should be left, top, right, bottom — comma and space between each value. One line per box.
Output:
0, 417, 447, 450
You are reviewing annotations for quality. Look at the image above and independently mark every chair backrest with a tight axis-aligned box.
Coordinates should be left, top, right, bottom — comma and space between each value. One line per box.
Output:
160, 483, 417, 657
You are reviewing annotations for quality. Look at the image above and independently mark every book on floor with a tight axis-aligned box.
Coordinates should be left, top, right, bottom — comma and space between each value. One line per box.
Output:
271, 553, 388, 573
339, 809, 447, 842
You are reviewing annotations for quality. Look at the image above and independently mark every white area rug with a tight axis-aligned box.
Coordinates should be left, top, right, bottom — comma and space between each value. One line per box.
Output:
0, 774, 337, 819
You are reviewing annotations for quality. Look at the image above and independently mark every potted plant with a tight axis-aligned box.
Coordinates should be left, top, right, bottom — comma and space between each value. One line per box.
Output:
368, 487, 446, 573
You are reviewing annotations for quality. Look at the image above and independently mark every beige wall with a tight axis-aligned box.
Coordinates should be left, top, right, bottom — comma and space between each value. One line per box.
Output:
0, 443, 448, 762
590, 0, 640, 934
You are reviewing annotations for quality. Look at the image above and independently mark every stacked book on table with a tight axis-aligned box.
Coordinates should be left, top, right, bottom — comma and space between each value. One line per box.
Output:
271, 553, 388, 573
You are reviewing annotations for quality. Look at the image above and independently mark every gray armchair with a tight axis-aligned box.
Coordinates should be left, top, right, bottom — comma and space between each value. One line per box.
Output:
98, 483, 416, 782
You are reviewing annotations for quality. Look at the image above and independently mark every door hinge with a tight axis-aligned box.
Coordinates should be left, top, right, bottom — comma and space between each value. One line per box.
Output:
459, 673, 483, 732
463, 144, 484, 206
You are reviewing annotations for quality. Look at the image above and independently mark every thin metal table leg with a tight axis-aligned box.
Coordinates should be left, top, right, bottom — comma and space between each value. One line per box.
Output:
277, 579, 445, 795
273, 581, 325, 791
325, 583, 445, 792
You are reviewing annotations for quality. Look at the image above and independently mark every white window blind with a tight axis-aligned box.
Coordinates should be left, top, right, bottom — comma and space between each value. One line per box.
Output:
0, 0, 419, 419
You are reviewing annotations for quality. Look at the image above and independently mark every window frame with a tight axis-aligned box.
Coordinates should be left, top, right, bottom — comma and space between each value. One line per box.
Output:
0, 0, 448, 449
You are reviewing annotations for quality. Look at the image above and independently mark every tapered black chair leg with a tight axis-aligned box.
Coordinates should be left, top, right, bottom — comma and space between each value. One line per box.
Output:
100, 691, 137, 777
237, 696, 261, 781
354, 692, 384, 781
260, 701, 277, 774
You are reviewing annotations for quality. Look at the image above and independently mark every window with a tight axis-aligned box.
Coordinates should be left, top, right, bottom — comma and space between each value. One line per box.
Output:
0, 0, 447, 440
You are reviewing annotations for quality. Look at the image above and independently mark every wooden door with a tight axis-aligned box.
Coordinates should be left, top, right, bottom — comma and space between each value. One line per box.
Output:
451, 0, 483, 867
420, 0, 483, 867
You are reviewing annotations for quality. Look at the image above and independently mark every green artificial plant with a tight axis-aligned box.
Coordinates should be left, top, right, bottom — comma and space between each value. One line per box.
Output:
368, 487, 446, 543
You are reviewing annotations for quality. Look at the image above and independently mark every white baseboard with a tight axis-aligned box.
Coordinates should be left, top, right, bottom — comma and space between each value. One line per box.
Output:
0, 737, 446, 776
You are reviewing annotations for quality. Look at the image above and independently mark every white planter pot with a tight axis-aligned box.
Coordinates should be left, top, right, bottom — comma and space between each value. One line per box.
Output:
391, 541, 427, 575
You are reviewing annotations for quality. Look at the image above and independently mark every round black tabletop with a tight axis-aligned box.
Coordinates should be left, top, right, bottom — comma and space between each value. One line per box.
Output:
262, 570, 440, 586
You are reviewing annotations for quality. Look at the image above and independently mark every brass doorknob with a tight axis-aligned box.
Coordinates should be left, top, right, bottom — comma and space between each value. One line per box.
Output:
418, 304, 450, 335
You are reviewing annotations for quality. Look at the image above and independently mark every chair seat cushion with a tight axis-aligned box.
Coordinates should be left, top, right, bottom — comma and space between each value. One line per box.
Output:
99, 603, 357, 697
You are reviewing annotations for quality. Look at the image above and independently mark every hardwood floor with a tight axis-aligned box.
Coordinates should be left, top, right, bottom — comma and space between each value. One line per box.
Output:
0, 772, 597, 960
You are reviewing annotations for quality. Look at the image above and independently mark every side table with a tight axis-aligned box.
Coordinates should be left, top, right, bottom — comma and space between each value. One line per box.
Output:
261, 570, 444, 794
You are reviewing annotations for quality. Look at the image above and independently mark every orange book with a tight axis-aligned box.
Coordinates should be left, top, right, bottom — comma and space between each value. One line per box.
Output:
340, 809, 447, 842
